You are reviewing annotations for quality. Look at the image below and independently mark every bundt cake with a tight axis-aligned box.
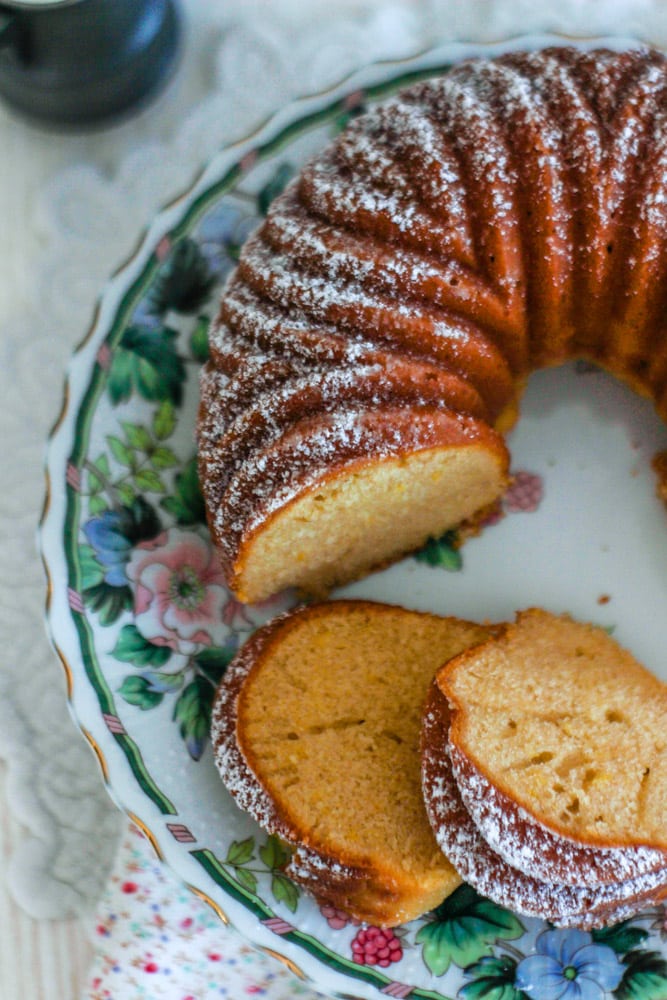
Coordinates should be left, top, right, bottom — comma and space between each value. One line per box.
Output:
210, 600, 492, 925
198, 45, 667, 603
421, 610, 667, 926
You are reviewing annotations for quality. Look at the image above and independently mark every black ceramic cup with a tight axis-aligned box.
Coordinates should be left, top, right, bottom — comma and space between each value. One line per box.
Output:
0, 0, 181, 126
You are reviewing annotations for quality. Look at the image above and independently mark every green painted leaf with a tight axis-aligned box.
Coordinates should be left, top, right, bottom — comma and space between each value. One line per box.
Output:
160, 456, 205, 525
258, 163, 295, 215
147, 238, 216, 315
78, 543, 104, 589
460, 956, 527, 1000
190, 314, 210, 362
117, 482, 136, 507
615, 950, 667, 1000
173, 675, 213, 760
194, 646, 236, 686
113, 324, 186, 406
122, 496, 162, 543
416, 885, 524, 976
83, 581, 132, 626
226, 837, 255, 866
592, 921, 648, 955
414, 530, 462, 570
107, 435, 134, 468
87, 470, 104, 494
135, 468, 166, 493
122, 421, 152, 452
87, 495, 107, 516
235, 867, 258, 894
112, 624, 171, 667
224, 241, 242, 263
150, 446, 179, 470
143, 670, 184, 693
272, 873, 299, 912
259, 835, 291, 872
93, 453, 111, 478
118, 675, 164, 710
107, 347, 134, 405
153, 400, 177, 441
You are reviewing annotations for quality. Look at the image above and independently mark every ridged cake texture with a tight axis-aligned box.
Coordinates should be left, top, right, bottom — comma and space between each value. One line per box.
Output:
198, 46, 667, 602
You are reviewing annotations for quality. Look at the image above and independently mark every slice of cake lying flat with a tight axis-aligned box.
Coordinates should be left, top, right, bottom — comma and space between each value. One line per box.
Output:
211, 599, 491, 926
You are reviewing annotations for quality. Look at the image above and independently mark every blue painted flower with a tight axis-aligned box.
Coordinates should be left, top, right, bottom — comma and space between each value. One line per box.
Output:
515, 928, 624, 1000
84, 509, 133, 586
196, 202, 259, 278
83, 498, 161, 587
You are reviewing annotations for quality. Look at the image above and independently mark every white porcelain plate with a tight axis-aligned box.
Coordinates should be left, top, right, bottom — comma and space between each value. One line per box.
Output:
41, 36, 667, 1000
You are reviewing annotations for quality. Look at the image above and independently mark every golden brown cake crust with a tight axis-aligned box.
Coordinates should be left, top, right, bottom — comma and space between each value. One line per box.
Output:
210, 608, 399, 916
198, 45, 667, 604
420, 683, 667, 929
440, 609, 667, 855
211, 600, 493, 925
201, 404, 508, 601
448, 742, 667, 888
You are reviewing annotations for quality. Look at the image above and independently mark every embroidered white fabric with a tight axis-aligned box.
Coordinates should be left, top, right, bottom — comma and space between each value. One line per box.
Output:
1, 0, 666, 921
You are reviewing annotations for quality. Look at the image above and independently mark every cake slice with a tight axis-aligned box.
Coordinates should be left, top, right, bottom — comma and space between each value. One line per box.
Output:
421, 682, 667, 928
199, 355, 491, 514
437, 609, 667, 888
208, 405, 508, 604
211, 600, 491, 925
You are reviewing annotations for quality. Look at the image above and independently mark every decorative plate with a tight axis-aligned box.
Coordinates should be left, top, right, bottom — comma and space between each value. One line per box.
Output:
41, 36, 667, 1000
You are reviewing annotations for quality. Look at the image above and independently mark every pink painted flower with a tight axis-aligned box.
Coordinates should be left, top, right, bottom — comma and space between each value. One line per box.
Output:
222, 590, 296, 633
126, 528, 229, 655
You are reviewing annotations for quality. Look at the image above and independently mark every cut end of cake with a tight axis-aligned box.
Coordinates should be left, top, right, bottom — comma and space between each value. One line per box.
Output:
438, 608, 667, 852
233, 441, 508, 604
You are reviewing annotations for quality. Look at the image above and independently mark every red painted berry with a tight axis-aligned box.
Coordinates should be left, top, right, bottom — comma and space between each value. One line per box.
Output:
351, 926, 403, 967
320, 904, 359, 930
504, 470, 543, 513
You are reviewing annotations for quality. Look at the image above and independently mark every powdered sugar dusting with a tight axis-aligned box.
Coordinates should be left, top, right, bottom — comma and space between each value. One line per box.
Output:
449, 742, 667, 887
211, 620, 297, 841
421, 687, 667, 928
213, 405, 484, 556
201, 360, 480, 517
199, 44, 667, 618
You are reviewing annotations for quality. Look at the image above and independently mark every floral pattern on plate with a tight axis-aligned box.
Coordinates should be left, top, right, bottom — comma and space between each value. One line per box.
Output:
42, 39, 667, 1000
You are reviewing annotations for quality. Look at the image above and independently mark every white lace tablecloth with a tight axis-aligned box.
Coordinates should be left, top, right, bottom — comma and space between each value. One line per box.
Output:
2, 0, 667, 996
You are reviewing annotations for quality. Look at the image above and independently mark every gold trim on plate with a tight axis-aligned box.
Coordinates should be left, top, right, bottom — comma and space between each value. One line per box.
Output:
127, 812, 165, 861
186, 884, 230, 926
80, 726, 110, 782
259, 947, 307, 980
